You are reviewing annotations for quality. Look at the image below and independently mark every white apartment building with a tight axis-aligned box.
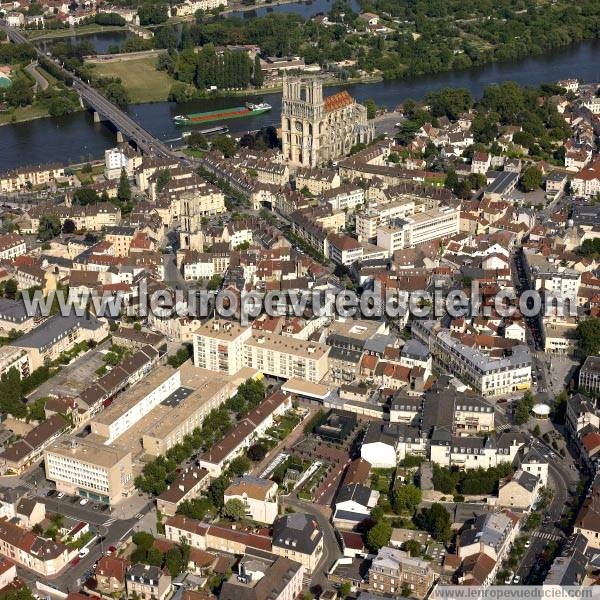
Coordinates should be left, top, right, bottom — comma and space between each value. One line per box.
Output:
413, 322, 532, 398
224, 476, 279, 524
356, 199, 415, 242
44, 437, 133, 505
376, 205, 459, 254
193, 320, 330, 382
0, 234, 26, 261
104, 145, 142, 179
327, 233, 364, 266
193, 320, 253, 375
323, 185, 365, 212
183, 253, 215, 280
244, 333, 330, 383
90, 367, 181, 443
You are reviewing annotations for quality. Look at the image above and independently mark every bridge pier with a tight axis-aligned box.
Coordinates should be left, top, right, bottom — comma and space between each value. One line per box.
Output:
116, 131, 124, 143
93, 111, 101, 123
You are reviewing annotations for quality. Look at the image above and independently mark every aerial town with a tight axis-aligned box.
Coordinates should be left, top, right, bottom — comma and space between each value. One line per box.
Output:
0, 0, 600, 599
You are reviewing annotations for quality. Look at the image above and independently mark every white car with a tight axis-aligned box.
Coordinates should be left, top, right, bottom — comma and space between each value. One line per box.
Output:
513, 575, 521, 584
524, 540, 531, 548
57, 492, 64, 499
79, 498, 89, 506
504, 574, 513, 584
78, 548, 90, 558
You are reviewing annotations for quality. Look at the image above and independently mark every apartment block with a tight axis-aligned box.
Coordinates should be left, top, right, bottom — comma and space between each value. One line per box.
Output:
193, 320, 253, 375
91, 366, 180, 444
44, 436, 133, 505
244, 332, 330, 383
376, 205, 459, 255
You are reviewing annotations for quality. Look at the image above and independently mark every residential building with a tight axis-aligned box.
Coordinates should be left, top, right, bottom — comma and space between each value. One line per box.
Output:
156, 467, 210, 517
498, 469, 541, 511
580, 356, 600, 395
376, 206, 459, 255
10, 313, 108, 370
0, 414, 68, 475
44, 436, 134, 505
271, 513, 324, 574
0, 233, 26, 261
199, 392, 293, 476
459, 511, 520, 564
90, 366, 181, 443
333, 483, 379, 528
126, 563, 171, 600
219, 552, 304, 600
96, 556, 131, 595
193, 320, 253, 375
368, 546, 435, 599
243, 332, 330, 383
327, 233, 363, 266
224, 476, 279, 524
0, 519, 71, 576
0, 298, 37, 336
0, 346, 30, 380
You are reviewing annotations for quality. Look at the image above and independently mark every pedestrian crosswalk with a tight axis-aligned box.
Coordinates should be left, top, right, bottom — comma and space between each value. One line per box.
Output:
135, 512, 144, 520
531, 531, 560, 541
496, 424, 511, 433
104, 518, 117, 526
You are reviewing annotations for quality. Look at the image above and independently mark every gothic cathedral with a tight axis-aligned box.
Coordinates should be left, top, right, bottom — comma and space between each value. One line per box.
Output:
281, 76, 375, 168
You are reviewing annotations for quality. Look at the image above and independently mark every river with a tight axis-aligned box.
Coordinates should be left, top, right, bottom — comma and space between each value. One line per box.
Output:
1, 39, 599, 170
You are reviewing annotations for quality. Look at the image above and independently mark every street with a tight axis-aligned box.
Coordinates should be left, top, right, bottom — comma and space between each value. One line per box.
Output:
282, 494, 342, 594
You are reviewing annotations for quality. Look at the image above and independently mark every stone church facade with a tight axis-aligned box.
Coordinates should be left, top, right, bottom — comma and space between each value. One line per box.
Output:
281, 77, 374, 168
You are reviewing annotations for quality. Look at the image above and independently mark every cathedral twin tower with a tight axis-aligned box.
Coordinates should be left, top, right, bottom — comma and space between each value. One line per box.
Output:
281, 76, 375, 168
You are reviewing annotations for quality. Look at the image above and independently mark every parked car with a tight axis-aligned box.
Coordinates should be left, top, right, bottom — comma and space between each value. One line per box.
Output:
78, 548, 90, 558
80, 498, 89, 506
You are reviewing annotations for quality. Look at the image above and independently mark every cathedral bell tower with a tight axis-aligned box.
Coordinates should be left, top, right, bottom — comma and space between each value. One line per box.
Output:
281, 76, 324, 168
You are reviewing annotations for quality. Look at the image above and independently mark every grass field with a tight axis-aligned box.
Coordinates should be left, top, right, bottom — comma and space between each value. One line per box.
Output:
91, 57, 175, 103
27, 24, 125, 41
0, 103, 51, 126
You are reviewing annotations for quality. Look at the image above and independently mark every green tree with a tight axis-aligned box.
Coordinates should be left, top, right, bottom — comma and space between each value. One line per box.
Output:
117, 168, 131, 204
392, 484, 422, 514
403, 539, 422, 557
416, 503, 452, 544
576, 317, 600, 356
514, 390, 534, 425
104, 82, 129, 108
229, 455, 251, 476
38, 214, 61, 242
132, 531, 155, 550
165, 546, 185, 577
252, 55, 264, 87
339, 581, 351, 598
222, 498, 246, 521
426, 87, 473, 120
364, 98, 377, 119
4, 279, 18, 299
520, 166, 543, 192
366, 519, 392, 552
62, 218, 76, 234
212, 134, 237, 157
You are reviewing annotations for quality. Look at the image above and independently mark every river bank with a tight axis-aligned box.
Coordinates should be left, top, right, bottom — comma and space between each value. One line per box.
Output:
1, 39, 599, 170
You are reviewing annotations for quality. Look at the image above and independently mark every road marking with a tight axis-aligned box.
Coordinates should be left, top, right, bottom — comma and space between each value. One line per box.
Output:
135, 513, 144, 519
104, 518, 116, 526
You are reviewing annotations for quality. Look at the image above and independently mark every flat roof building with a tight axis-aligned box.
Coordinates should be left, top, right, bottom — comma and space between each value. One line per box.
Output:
44, 436, 133, 505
